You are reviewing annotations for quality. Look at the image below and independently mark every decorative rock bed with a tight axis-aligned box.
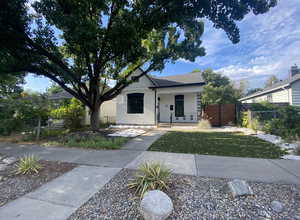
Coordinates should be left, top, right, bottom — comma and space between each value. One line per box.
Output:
67, 169, 300, 220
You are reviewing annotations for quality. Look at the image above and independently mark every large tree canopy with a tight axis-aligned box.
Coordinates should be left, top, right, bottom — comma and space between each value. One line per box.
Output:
0, 0, 277, 129
0, 73, 24, 98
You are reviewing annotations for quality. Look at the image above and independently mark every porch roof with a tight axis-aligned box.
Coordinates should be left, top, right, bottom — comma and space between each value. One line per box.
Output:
149, 71, 205, 88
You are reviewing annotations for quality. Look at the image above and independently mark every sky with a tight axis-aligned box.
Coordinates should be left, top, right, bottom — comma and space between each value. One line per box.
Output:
24, 0, 300, 92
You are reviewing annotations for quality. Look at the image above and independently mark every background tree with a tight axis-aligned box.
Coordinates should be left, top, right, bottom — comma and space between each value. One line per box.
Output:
0, 0, 278, 130
246, 88, 263, 96
46, 83, 64, 95
265, 75, 279, 88
201, 69, 240, 105
0, 73, 24, 99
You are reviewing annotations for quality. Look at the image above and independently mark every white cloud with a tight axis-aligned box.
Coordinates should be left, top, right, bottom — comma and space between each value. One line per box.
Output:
194, 0, 300, 88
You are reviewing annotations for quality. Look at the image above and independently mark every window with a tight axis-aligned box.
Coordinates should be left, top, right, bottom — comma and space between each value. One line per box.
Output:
267, 94, 273, 102
127, 93, 144, 114
175, 95, 184, 117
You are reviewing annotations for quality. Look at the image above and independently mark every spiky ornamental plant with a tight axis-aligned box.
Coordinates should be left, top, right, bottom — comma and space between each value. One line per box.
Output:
0, 0, 277, 130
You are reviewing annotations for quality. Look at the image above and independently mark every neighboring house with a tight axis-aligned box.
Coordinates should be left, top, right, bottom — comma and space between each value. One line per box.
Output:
116, 69, 204, 125
48, 90, 116, 125
239, 65, 300, 106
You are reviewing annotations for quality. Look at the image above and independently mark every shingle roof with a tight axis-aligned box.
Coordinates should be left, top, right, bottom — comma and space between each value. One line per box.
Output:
240, 74, 300, 101
149, 71, 205, 88
48, 90, 73, 100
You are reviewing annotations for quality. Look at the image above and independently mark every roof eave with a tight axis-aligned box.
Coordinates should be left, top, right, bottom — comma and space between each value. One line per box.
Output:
239, 83, 290, 101
149, 82, 205, 89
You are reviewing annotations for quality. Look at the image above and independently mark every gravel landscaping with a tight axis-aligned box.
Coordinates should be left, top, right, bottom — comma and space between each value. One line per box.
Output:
68, 169, 300, 220
0, 153, 76, 207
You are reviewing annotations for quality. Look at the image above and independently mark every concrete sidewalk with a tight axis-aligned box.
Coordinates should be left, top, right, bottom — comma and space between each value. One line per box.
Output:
0, 129, 300, 220
127, 152, 300, 185
0, 166, 120, 220
0, 130, 164, 167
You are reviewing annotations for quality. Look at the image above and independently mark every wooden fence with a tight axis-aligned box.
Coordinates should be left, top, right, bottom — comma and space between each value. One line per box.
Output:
203, 104, 236, 126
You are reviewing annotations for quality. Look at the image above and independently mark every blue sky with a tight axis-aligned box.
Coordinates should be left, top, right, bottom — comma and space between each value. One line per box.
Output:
24, 0, 300, 92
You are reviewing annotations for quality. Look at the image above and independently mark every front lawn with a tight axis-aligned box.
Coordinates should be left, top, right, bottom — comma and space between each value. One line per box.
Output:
148, 131, 286, 159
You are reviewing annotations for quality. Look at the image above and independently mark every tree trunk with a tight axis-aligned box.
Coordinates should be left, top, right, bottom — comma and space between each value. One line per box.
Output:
90, 104, 101, 131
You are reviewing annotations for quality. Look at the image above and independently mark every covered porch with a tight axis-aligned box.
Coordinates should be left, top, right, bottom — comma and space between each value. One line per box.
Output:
156, 86, 202, 124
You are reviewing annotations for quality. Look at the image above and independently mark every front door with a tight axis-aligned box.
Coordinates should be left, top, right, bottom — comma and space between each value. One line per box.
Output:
158, 94, 174, 122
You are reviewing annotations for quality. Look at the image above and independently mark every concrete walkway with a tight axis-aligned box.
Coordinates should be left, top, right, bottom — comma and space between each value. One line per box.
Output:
0, 130, 165, 220
126, 151, 300, 185
0, 130, 164, 167
0, 129, 300, 219
0, 166, 121, 220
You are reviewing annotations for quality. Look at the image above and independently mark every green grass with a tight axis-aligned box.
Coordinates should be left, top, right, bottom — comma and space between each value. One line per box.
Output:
148, 131, 287, 159
46, 135, 128, 150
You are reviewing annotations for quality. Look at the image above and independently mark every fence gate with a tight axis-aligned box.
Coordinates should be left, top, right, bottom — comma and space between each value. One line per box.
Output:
203, 104, 236, 126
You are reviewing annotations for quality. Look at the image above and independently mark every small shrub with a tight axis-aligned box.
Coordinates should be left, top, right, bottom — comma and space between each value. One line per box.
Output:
56, 135, 127, 149
198, 119, 211, 129
50, 98, 84, 130
127, 162, 171, 198
15, 155, 42, 175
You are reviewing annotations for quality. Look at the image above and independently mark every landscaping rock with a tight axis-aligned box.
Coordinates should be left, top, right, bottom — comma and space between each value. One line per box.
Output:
140, 190, 173, 220
295, 191, 300, 201
0, 164, 8, 171
270, 200, 284, 213
227, 179, 253, 198
0, 176, 6, 182
2, 157, 18, 165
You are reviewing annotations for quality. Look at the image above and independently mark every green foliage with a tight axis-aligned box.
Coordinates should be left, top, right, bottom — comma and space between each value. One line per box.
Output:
51, 134, 128, 150
22, 128, 68, 141
15, 155, 42, 175
243, 104, 300, 139
246, 88, 263, 96
149, 131, 286, 159
50, 98, 84, 130
0, 0, 278, 130
265, 75, 279, 88
241, 111, 260, 131
0, 73, 24, 99
202, 69, 231, 87
0, 93, 49, 136
128, 162, 171, 198
46, 83, 63, 95
201, 69, 241, 105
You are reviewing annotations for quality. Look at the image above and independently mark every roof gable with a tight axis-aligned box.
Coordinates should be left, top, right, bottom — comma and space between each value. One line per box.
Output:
240, 74, 300, 101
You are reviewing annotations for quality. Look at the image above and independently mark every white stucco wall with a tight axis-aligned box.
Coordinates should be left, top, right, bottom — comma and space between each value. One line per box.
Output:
84, 98, 116, 125
291, 80, 300, 106
158, 93, 198, 122
116, 70, 156, 125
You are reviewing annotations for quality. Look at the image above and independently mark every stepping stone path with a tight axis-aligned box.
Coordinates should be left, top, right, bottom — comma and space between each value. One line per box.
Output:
227, 179, 254, 198
140, 190, 173, 220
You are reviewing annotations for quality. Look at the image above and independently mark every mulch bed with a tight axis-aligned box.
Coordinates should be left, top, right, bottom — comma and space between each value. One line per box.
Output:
68, 169, 300, 220
0, 158, 76, 207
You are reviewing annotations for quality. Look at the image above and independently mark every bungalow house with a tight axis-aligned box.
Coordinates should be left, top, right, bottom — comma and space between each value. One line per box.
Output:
239, 65, 300, 106
116, 69, 204, 125
49, 69, 205, 126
